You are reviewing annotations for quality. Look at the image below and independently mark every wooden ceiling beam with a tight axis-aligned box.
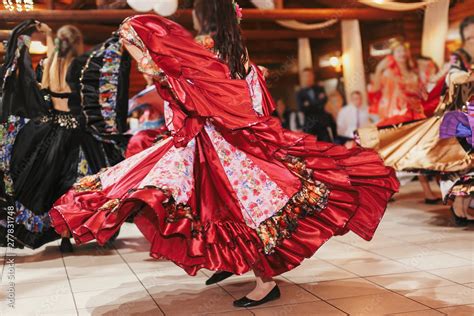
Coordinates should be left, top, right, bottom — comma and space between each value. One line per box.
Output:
246, 40, 296, 52
0, 8, 408, 24
1, 26, 336, 44
0, 30, 10, 41
243, 29, 336, 40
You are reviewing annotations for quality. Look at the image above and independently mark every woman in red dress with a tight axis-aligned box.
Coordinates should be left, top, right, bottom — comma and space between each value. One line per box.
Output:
50, 0, 399, 308
373, 41, 426, 127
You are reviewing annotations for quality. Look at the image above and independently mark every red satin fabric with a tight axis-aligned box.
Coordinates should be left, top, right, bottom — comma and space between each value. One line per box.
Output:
422, 77, 445, 118
125, 126, 168, 158
49, 15, 399, 278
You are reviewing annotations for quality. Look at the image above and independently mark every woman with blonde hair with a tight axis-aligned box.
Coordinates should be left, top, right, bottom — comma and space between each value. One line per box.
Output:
372, 40, 426, 126
0, 20, 130, 251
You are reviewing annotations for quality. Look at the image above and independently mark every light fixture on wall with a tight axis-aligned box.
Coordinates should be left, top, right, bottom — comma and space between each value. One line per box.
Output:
3, 0, 34, 11
329, 56, 341, 68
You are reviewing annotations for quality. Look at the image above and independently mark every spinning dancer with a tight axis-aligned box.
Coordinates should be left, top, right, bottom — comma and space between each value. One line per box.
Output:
439, 16, 474, 225
50, 1, 398, 307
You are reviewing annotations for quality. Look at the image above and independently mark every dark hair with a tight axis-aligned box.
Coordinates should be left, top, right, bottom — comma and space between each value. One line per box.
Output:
460, 16, 474, 42
194, 0, 247, 79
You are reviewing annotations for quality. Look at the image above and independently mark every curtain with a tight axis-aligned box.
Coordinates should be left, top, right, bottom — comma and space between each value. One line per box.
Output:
250, 0, 338, 31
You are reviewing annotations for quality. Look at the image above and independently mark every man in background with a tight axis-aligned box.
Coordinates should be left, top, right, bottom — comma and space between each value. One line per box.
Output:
296, 68, 336, 142
337, 91, 370, 147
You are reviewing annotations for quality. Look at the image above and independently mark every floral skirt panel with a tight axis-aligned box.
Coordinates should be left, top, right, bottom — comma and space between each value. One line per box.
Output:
50, 121, 398, 277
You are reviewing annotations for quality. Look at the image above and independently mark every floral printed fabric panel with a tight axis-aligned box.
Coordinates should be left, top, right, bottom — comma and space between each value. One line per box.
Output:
15, 202, 51, 232
139, 139, 195, 204
100, 137, 172, 188
99, 40, 122, 134
245, 65, 264, 116
205, 123, 289, 229
0, 116, 28, 195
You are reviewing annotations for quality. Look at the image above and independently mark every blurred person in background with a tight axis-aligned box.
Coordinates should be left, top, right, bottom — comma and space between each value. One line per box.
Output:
296, 68, 336, 142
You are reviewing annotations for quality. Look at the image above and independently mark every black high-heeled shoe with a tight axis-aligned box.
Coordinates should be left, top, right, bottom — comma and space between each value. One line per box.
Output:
233, 285, 280, 308
450, 207, 468, 226
59, 237, 73, 253
205, 271, 233, 285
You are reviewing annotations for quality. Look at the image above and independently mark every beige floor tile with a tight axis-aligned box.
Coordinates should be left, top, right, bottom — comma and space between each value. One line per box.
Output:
344, 236, 407, 250
282, 260, 358, 283
69, 242, 119, 257
136, 269, 210, 290
427, 240, 474, 253
301, 278, 387, 300
35, 310, 79, 316
66, 261, 132, 279
63, 253, 124, 268
319, 251, 388, 266
464, 283, 474, 289
8, 244, 63, 259
147, 282, 219, 298
397, 232, 468, 246
315, 242, 378, 261
333, 258, 417, 277
70, 274, 143, 293
113, 236, 151, 255
0, 279, 70, 299
73, 286, 154, 309
251, 300, 346, 315
437, 304, 474, 315
397, 254, 471, 271
441, 249, 474, 261
152, 286, 239, 315
327, 292, 428, 315
78, 301, 163, 316
428, 266, 474, 284
370, 244, 444, 260
14, 255, 64, 267
367, 271, 457, 292
0, 293, 76, 315
13, 265, 68, 284
122, 252, 175, 272
386, 309, 445, 315
403, 284, 474, 308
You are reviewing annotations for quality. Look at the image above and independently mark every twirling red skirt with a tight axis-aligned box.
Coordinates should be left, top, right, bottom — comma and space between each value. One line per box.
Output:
50, 120, 398, 277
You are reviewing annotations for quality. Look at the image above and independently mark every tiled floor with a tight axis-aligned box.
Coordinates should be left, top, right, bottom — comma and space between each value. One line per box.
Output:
1, 182, 473, 315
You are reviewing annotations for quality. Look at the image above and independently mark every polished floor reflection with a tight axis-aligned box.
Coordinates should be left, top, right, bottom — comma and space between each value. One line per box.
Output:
1, 182, 473, 315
